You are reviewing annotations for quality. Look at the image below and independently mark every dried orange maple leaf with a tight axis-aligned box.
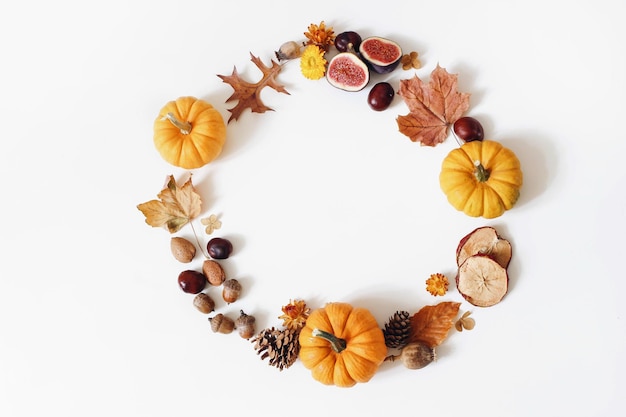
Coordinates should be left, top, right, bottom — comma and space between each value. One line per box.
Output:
218, 53, 290, 123
137, 175, 202, 233
409, 301, 461, 348
397, 65, 470, 146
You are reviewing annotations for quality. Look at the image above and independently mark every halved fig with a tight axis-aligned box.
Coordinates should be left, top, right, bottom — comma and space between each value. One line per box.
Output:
456, 226, 512, 269
456, 255, 508, 307
326, 52, 370, 91
359, 36, 402, 74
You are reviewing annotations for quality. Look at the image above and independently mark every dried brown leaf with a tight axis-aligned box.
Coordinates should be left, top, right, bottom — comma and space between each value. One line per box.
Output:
218, 53, 290, 123
409, 301, 461, 347
137, 175, 202, 233
397, 65, 470, 146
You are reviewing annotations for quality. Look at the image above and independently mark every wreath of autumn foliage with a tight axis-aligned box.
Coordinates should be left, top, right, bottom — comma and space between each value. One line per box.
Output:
137, 20, 520, 388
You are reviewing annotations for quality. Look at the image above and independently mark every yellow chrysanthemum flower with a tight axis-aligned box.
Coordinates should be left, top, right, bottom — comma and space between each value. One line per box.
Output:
300, 45, 327, 80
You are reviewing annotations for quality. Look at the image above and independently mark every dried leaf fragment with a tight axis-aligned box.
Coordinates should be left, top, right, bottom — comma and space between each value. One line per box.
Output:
397, 65, 470, 146
217, 53, 290, 123
137, 175, 202, 233
455, 311, 475, 332
409, 301, 461, 348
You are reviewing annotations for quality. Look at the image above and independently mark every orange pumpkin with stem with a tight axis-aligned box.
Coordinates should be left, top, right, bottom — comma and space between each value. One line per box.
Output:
439, 139, 523, 218
153, 96, 226, 169
298, 302, 387, 387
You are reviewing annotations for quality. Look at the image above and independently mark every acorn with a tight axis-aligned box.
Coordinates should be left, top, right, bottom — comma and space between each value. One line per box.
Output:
235, 310, 256, 339
193, 293, 215, 314
384, 341, 436, 369
209, 313, 235, 334
222, 279, 242, 304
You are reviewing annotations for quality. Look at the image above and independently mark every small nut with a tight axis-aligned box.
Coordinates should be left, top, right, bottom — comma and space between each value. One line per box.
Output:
235, 310, 256, 339
193, 293, 215, 314
222, 279, 242, 304
209, 313, 234, 334
170, 237, 196, 263
202, 259, 226, 286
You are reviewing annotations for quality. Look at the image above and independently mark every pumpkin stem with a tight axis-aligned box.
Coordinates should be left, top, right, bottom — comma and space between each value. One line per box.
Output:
312, 328, 347, 353
473, 160, 490, 182
163, 112, 192, 135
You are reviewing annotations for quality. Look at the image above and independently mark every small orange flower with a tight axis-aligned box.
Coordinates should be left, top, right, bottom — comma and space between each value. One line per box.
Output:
304, 21, 335, 51
426, 273, 449, 296
278, 299, 310, 330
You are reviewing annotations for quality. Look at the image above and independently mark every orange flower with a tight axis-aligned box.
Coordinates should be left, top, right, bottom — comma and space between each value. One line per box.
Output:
304, 21, 335, 51
426, 273, 449, 296
278, 299, 310, 330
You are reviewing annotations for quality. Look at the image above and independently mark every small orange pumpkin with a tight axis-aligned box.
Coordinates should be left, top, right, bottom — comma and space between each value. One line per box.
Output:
439, 140, 523, 219
154, 96, 226, 169
298, 302, 387, 387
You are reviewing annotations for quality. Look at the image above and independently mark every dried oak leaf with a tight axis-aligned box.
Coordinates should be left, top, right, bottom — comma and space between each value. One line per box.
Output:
217, 53, 290, 123
397, 65, 470, 146
137, 175, 202, 233
409, 301, 461, 348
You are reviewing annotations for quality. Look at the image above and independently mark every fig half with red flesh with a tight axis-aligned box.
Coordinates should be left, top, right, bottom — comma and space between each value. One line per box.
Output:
456, 254, 509, 307
326, 52, 370, 91
359, 36, 402, 74
456, 226, 512, 269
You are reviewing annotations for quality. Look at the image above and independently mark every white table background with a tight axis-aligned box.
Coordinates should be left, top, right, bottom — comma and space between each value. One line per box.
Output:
1, 1, 624, 416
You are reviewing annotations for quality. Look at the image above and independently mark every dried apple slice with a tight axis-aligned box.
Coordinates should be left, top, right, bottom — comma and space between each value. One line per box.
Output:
456, 255, 508, 307
456, 226, 512, 268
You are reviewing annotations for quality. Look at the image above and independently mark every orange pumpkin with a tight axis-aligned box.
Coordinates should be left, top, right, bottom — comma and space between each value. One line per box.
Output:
439, 140, 523, 218
154, 96, 226, 169
298, 302, 387, 387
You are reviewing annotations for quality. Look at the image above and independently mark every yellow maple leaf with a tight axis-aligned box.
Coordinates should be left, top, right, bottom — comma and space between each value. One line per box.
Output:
137, 175, 202, 233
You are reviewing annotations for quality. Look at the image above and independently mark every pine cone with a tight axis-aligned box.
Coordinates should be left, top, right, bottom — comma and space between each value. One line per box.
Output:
251, 327, 301, 371
383, 310, 412, 349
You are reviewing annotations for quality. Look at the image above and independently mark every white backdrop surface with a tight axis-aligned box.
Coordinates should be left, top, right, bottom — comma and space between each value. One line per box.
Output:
1, 1, 624, 416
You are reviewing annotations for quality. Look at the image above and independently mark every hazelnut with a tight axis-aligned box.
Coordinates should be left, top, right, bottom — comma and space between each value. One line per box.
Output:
222, 279, 242, 304
170, 237, 196, 263
209, 313, 234, 334
193, 293, 215, 314
202, 259, 226, 286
